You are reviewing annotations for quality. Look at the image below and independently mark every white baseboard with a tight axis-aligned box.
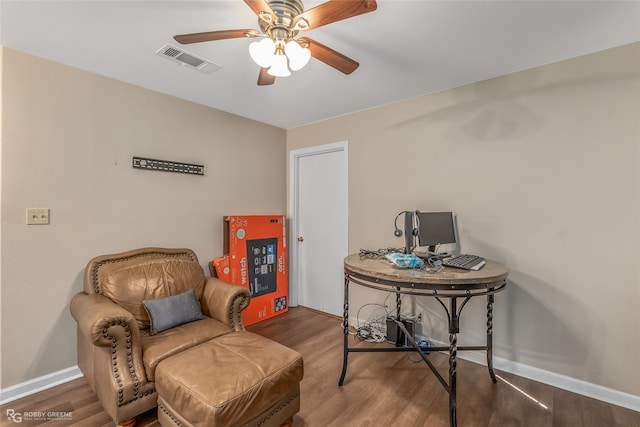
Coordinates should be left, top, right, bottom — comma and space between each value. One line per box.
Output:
425, 338, 640, 413
351, 315, 640, 413
0, 366, 82, 405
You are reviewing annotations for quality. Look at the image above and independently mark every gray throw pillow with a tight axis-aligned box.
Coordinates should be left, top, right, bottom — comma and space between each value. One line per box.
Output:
143, 290, 203, 335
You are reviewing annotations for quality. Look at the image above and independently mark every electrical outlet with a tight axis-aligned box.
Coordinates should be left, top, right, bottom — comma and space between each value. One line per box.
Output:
26, 208, 49, 225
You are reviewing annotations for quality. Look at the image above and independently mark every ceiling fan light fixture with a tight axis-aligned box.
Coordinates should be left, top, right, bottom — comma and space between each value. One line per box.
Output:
268, 53, 292, 77
249, 38, 276, 68
175, 0, 379, 85
285, 40, 311, 71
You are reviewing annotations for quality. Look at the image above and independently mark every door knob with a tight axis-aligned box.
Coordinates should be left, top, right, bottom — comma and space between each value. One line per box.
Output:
297, 236, 304, 242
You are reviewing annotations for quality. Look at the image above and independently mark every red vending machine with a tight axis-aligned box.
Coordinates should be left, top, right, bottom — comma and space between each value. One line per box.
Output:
222, 215, 288, 326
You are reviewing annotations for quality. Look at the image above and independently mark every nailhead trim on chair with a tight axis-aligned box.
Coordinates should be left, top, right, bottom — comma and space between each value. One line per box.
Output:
90, 251, 197, 294
103, 319, 156, 407
230, 295, 250, 330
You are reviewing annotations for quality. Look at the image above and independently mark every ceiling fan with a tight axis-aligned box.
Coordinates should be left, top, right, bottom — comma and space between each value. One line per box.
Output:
174, 0, 377, 86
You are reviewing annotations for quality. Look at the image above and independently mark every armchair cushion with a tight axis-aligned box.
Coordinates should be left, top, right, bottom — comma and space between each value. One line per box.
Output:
101, 259, 205, 328
143, 290, 203, 335
141, 317, 233, 381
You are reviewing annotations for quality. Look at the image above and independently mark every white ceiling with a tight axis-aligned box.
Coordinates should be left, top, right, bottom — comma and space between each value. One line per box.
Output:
1, 1, 638, 129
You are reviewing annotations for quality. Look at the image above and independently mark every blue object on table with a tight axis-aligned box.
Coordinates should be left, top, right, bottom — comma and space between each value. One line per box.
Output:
385, 253, 424, 268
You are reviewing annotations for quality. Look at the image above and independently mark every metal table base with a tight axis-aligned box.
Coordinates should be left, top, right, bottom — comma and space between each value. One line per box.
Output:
339, 261, 507, 427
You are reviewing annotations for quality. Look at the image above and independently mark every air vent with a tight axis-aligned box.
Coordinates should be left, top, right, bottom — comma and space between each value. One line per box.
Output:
155, 44, 221, 74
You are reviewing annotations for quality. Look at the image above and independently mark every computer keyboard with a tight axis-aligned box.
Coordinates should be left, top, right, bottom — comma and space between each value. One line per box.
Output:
443, 254, 485, 270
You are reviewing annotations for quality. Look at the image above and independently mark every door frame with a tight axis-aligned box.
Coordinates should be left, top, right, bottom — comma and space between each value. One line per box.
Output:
288, 141, 349, 308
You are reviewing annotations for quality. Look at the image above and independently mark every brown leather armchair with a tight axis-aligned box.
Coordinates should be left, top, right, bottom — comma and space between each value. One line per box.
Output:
70, 248, 251, 426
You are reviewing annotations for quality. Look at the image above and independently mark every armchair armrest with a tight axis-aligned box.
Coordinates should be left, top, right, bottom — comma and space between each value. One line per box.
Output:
70, 292, 150, 402
201, 278, 250, 331
71, 293, 140, 347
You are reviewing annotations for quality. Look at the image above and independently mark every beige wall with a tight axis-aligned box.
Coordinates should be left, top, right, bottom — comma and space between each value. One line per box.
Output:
287, 43, 640, 396
0, 48, 286, 388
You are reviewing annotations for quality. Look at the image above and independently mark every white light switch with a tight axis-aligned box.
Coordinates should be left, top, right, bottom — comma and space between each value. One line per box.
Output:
26, 208, 50, 225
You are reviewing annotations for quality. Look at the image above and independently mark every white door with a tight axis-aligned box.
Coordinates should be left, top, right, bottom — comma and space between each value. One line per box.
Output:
289, 142, 348, 316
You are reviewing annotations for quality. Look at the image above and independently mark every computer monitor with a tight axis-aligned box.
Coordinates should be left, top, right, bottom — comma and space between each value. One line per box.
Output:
416, 211, 457, 253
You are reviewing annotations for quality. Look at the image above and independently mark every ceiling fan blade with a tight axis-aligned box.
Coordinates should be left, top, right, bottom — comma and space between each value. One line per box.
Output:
244, 0, 275, 21
298, 37, 359, 74
174, 29, 258, 44
294, 0, 377, 31
257, 67, 276, 86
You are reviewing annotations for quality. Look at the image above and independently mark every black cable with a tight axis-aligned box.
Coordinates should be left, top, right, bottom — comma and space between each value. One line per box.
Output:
359, 247, 403, 259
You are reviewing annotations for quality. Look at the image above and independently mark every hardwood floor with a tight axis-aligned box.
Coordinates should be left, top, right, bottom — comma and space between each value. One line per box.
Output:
2, 307, 638, 426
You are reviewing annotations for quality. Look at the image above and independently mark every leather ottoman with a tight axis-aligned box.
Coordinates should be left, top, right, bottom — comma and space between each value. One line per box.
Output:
155, 331, 303, 427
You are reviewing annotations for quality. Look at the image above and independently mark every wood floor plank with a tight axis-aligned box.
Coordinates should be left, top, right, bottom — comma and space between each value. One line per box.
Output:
1, 307, 638, 426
